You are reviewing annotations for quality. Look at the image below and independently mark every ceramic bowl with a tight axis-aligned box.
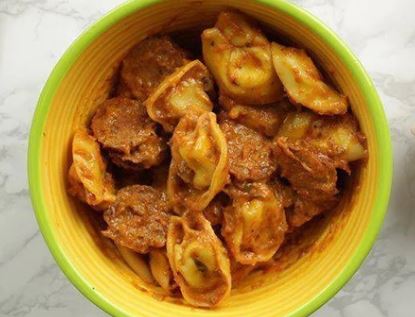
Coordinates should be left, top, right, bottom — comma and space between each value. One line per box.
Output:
28, 0, 392, 316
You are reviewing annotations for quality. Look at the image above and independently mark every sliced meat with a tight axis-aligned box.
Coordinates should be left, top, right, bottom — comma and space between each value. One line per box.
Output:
91, 97, 166, 170
275, 137, 338, 201
219, 117, 276, 182
120, 36, 189, 102
273, 137, 339, 228
115, 80, 134, 99
287, 195, 337, 228
103, 185, 171, 253
219, 94, 292, 137
270, 179, 296, 209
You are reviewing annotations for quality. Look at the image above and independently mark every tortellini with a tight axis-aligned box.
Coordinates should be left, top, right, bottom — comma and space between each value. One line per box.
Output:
145, 60, 214, 132
117, 244, 155, 284
306, 114, 367, 164
222, 183, 287, 265
277, 111, 316, 140
278, 111, 367, 170
149, 249, 177, 292
167, 213, 231, 307
202, 11, 283, 105
168, 112, 229, 213
271, 42, 348, 115
67, 130, 115, 210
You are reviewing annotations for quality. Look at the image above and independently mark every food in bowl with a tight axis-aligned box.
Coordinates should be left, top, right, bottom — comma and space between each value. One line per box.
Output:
66, 11, 367, 308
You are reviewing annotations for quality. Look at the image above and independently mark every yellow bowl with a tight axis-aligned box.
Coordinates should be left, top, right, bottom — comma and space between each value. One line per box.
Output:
28, 0, 392, 316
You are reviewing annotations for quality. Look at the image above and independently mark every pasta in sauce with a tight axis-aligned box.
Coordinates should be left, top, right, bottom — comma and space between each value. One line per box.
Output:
219, 94, 291, 137
222, 182, 287, 265
68, 130, 115, 210
149, 249, 177, 292
67, 11, 367, 308
167, 213, 231, 307
168, 112, 229, 213
202, 11, 283, 105
271, 42, 348, 115
145, 60, 214, 132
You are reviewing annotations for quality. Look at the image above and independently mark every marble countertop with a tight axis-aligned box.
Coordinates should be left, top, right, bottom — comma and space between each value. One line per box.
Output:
0, 0, 414, 316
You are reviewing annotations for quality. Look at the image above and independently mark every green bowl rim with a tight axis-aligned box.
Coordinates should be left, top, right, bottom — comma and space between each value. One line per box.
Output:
27, 0, 392, 316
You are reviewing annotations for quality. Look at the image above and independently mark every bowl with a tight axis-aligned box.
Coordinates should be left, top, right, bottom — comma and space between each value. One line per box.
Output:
28, 0, 392, 316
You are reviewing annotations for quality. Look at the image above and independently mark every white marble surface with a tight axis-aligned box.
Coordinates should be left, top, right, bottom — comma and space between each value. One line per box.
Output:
0, 0, 414, 316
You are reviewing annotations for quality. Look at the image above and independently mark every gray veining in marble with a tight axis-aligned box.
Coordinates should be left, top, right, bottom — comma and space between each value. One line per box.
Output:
0, 0, 414, 316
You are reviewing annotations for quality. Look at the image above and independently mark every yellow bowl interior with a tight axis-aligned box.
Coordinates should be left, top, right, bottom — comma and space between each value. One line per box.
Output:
32, 0, 389, 316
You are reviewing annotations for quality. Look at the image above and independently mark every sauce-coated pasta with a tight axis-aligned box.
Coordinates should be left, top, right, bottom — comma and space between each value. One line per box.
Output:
222, 182, 287, 264
68, 130, 115, 210
271, 42, 348, 115
167, 213, 231, 307
202, 11, 283, 105
168, 112, 229, 213
145, 60, 214, 132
